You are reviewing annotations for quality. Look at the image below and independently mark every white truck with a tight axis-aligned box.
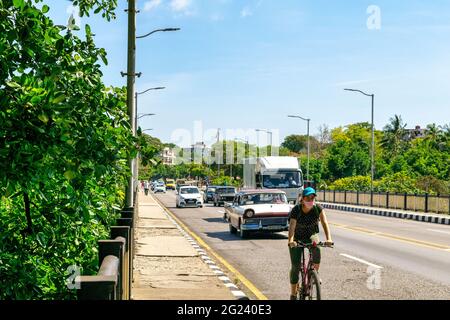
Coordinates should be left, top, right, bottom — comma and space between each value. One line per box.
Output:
243, 156, 303, 203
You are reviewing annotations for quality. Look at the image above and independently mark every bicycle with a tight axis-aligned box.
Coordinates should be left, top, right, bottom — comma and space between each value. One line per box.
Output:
293, 241, 334, 300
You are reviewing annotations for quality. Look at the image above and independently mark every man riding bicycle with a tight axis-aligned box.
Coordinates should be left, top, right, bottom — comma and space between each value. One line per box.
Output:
288, 187, 333, 300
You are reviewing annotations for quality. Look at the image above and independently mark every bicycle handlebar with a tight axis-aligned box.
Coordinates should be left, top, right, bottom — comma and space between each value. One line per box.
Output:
293, 241, 334, 248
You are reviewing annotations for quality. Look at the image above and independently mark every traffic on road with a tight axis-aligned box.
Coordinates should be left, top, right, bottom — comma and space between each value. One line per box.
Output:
148, 188, 450, 300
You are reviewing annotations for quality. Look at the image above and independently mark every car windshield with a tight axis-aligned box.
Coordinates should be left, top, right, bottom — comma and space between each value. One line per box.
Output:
207, 188, 216, 193
217, 188, 236, 194
180, 188, 199, 194
262, 172, 301, 189
240, 193, 287, 205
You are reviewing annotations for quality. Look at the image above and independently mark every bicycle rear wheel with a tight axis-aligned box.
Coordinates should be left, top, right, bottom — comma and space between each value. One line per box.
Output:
307, 270, 321, 300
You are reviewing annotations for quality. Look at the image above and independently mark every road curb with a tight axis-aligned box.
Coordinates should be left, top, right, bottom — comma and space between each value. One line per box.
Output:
320, 203, 450, 225
152, 196, 251, 300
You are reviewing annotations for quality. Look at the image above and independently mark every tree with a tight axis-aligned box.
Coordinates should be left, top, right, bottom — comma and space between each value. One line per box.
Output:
381, 115, 408, 157
282, 135, 307, 153
281, 135, 320, 154
316, 124, 332, 150
0, 0, 131, 299
324, 124, 373, 180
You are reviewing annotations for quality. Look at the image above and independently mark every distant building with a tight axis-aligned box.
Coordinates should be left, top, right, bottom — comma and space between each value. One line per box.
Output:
161, 147, 176, 166
404, 125, 428, 141
182, 142, 212, 163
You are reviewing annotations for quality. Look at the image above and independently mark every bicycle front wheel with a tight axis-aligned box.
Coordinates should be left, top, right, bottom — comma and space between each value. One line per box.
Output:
307, 270, 321, 300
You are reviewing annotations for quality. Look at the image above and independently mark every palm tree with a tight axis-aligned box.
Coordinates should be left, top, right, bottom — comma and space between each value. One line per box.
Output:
381, 115, 407, 156
425, 123, 445, 150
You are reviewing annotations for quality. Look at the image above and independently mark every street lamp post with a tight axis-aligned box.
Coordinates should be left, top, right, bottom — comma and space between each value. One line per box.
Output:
256, 129, 273, 156
135, 87, 165, 134
344, 88, 375, 206
288, 115, 311, 182
235, 137, 249, 180
121, 15, 179, 207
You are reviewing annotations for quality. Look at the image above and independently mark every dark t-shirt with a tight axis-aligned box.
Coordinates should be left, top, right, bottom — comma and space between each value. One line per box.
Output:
289, 204, 323, 241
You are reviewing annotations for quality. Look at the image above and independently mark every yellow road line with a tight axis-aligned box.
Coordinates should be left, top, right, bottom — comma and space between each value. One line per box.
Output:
330, 222, 450, 251
153, 196, 269, 300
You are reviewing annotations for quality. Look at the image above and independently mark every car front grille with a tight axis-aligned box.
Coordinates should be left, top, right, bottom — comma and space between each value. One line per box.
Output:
261, 218, 287, 226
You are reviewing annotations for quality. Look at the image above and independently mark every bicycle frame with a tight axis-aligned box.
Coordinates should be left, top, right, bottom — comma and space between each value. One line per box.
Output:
296, 241, 333, 299
299, 245, 315, 297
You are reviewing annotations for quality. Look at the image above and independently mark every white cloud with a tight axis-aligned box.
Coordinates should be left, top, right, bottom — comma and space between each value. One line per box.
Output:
210, 13, 224, 22
241, 6, 253, 18
170, 0, 191, 12
144, 0, 162, 12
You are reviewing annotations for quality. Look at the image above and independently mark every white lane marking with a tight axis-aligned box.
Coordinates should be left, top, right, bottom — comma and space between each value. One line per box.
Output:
219, 276, 231, 282
218, 211, 225, 214
340, 254, 383, 269
225, 283, 239, 289
231, 291, 246, 297
427, 229, 450, 235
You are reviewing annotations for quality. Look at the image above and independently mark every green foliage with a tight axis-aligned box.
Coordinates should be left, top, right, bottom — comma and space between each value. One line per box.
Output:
281, 120, 449, 195
211, 175, 241, 187
281, 135, 308, 153
415, 176, 449, 195
137, 132, 163, 167
374, 172, 420, 193
329, 176, 371, 191
0, 0, 132, 299
380, 115, 408, 158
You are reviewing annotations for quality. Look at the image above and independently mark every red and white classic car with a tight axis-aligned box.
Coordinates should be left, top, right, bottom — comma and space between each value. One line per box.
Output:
224, 189, 294, 238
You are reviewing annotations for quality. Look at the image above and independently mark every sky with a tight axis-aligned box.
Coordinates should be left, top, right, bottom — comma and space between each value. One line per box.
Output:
45, 0, 450, 147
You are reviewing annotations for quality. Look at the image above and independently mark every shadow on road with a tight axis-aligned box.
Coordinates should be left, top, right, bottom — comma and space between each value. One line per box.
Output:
203, 217, 227, 223
205, 231, 288, 241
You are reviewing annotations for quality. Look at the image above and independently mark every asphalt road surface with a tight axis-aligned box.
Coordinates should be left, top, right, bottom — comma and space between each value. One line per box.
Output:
153, 191, 450, 300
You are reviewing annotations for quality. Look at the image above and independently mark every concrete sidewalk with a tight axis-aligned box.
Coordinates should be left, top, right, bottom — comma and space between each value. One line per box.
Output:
320, 202, 450, 225
131, 192, 237, 300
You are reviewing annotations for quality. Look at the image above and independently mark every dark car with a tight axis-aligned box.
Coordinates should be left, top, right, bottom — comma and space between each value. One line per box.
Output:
213, 186, 237, 207
203, 186, 218, 203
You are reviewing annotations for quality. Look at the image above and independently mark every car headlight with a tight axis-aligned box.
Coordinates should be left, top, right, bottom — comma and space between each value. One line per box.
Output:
244, 210, 254, 218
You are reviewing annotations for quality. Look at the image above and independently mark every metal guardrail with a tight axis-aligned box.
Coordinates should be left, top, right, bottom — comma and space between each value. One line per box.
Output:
317, 190, 450, 215
76, 206, 135, 300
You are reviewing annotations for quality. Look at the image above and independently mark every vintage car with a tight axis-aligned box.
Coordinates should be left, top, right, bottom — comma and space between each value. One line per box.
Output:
224, 189, 293, 238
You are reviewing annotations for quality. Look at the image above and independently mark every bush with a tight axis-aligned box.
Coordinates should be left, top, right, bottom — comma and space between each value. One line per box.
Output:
374, 172, 420, 194
329, 176, 371, 191
0, 1, 132, 299
211, 176, 241, 187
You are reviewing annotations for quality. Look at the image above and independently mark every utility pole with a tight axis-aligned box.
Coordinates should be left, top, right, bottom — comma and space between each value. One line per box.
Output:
344, 88, 375, 206
288, 115, 311, 181
125, 0, 137, 208
217, 128, 220, 176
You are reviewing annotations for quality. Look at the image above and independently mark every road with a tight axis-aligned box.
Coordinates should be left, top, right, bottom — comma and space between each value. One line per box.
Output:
153, 191, 450, 300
